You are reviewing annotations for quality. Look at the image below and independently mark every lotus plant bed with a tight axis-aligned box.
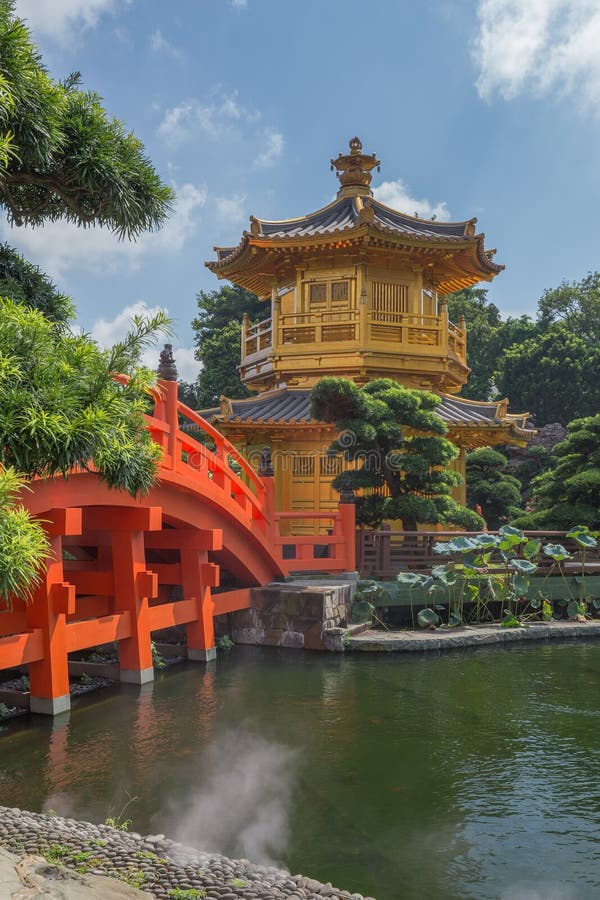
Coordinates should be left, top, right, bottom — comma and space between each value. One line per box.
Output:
351, 526, 600, 631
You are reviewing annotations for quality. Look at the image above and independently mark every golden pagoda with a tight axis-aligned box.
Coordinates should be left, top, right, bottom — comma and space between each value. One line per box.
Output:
203, 138, 532, 518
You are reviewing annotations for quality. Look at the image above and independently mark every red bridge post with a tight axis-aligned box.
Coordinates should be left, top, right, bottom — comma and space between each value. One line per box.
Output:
108, 507, 162, 684
181, 553, 219, 662
27, 508, 81, 716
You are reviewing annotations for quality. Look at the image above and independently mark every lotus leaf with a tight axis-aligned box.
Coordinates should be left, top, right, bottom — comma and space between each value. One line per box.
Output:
417, 608, 440, 628
523, 539, 542, 559
567, 600, 585, 619
566, 525, 587, 537
511, 574, 530, 596
543, 543, 572, 561
501, 611, 523, 627
397, 572, 426, 586
498, 525, 526, 550
437, 536, 478, 554
474, 534, 501, 549
352, 600, 375, 622
570, 532, 598, 549
510, 559, 537, 575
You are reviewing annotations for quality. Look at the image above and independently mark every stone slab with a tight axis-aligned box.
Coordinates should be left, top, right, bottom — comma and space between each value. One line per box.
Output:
348, 620, 600, 652
0, 848, 153, 899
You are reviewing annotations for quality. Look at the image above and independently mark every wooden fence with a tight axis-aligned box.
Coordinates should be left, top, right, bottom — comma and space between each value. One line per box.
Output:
356, 526, 600, 580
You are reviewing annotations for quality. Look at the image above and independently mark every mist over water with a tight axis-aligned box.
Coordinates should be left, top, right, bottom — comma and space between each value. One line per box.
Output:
162, 729, 297, 866
2, 643, 600, 899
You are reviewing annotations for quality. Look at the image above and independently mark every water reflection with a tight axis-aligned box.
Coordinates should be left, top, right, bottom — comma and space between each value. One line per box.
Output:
0, 643, 599, 899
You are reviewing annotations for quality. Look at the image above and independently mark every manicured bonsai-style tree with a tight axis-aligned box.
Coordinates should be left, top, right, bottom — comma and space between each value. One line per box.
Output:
466, 447, 522, 529
310, 377, 484, 531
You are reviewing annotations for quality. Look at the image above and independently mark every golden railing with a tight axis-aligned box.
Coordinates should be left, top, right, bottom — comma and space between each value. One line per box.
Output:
241, 310, 466, 363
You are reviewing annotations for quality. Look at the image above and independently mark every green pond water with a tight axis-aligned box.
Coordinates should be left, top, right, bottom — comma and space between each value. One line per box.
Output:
1, 642, 600, 899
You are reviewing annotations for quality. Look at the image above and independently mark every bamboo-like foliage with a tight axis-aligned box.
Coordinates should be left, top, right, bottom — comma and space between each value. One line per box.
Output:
0, 1, 173, 236
0, 299, 168, 496
0, 466, 49, 602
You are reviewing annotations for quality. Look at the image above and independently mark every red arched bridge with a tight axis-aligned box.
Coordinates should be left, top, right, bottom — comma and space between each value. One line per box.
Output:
0, 378, 355, 714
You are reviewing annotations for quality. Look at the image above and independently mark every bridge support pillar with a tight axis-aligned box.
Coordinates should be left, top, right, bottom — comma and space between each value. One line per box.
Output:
28, 509, 81, 716
112, 528, 157, 684
181, 550, 219, 662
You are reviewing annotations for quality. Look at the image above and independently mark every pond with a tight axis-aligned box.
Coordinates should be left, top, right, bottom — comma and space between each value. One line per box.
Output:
1, 642, 599, 899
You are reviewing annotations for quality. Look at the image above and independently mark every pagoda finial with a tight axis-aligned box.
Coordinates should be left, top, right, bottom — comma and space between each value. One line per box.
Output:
157, 343, 178, 381
331, 137, 381, 198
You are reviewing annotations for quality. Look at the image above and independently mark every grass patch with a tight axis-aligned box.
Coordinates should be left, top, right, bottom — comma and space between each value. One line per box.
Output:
168, 889, 207, 900
136, 849, 167, 864
42, 844, 70, 864
117, 868, 147, 889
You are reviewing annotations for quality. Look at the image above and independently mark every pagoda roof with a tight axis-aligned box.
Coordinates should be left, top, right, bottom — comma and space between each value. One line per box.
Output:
206, 137, 504, 297
197, 388, 533, 445
226, 195, 474, 244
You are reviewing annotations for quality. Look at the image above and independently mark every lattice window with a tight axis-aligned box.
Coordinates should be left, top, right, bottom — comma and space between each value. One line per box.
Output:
372, 282, 409, 319
309, 282, 327, 303
320, 456, 343, 477
331, 280, 349, 303
293, 455, 315, 476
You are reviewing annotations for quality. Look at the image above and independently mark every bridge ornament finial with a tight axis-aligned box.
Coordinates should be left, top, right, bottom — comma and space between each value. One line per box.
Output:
157, 343, 178, 381
258, 445, 274, 477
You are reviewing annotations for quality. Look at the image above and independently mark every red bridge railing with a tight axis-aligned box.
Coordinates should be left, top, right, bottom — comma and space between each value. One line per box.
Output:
147, 379, 356, 575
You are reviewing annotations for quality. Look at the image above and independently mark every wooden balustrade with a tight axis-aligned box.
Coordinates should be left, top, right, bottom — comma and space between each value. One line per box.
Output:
241, 310, 466, 367
356, 528, 600, 580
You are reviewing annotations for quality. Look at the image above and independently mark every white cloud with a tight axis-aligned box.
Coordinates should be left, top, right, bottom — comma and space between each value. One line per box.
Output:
15, 0, 128, 42
157, 93, 244, 146
150, 29, 183, 60
230, 0, 248, 7
214, 193, 247, 226
254, 128, 284, 168
0, 183, 206, 281
173, 347, 202, 383
373, 179, 451, 221
474, 0, 600, 108
157, 91, 283, 168
89, 301, 201, 382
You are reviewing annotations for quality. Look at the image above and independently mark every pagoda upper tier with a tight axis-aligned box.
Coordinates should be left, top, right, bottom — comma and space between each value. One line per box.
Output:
207, 137, 502, 297
206, 138, 504, 394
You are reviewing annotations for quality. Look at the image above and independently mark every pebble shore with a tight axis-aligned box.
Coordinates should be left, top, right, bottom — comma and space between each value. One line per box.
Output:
0, 807, 373, 900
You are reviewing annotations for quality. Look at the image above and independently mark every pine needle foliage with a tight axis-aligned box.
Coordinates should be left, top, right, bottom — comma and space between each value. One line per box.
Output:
310, 377, 484, 531
0, 1, 173, 237
514, 414, 600, 529
0, 242, 73, 323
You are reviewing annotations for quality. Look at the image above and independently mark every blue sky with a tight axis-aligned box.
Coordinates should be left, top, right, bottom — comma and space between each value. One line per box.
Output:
7, 0, 600, 379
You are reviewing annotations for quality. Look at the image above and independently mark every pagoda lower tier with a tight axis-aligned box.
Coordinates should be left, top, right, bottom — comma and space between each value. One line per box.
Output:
199, 388, 533, 522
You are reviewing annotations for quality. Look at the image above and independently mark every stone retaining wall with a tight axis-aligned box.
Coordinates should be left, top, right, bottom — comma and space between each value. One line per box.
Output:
348, 620, 600, 652
0, 807, 373, 900
230, 580, 356, 651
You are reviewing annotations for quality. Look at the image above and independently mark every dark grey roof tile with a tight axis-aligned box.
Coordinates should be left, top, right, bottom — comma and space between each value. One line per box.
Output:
199, 389, 532, 431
